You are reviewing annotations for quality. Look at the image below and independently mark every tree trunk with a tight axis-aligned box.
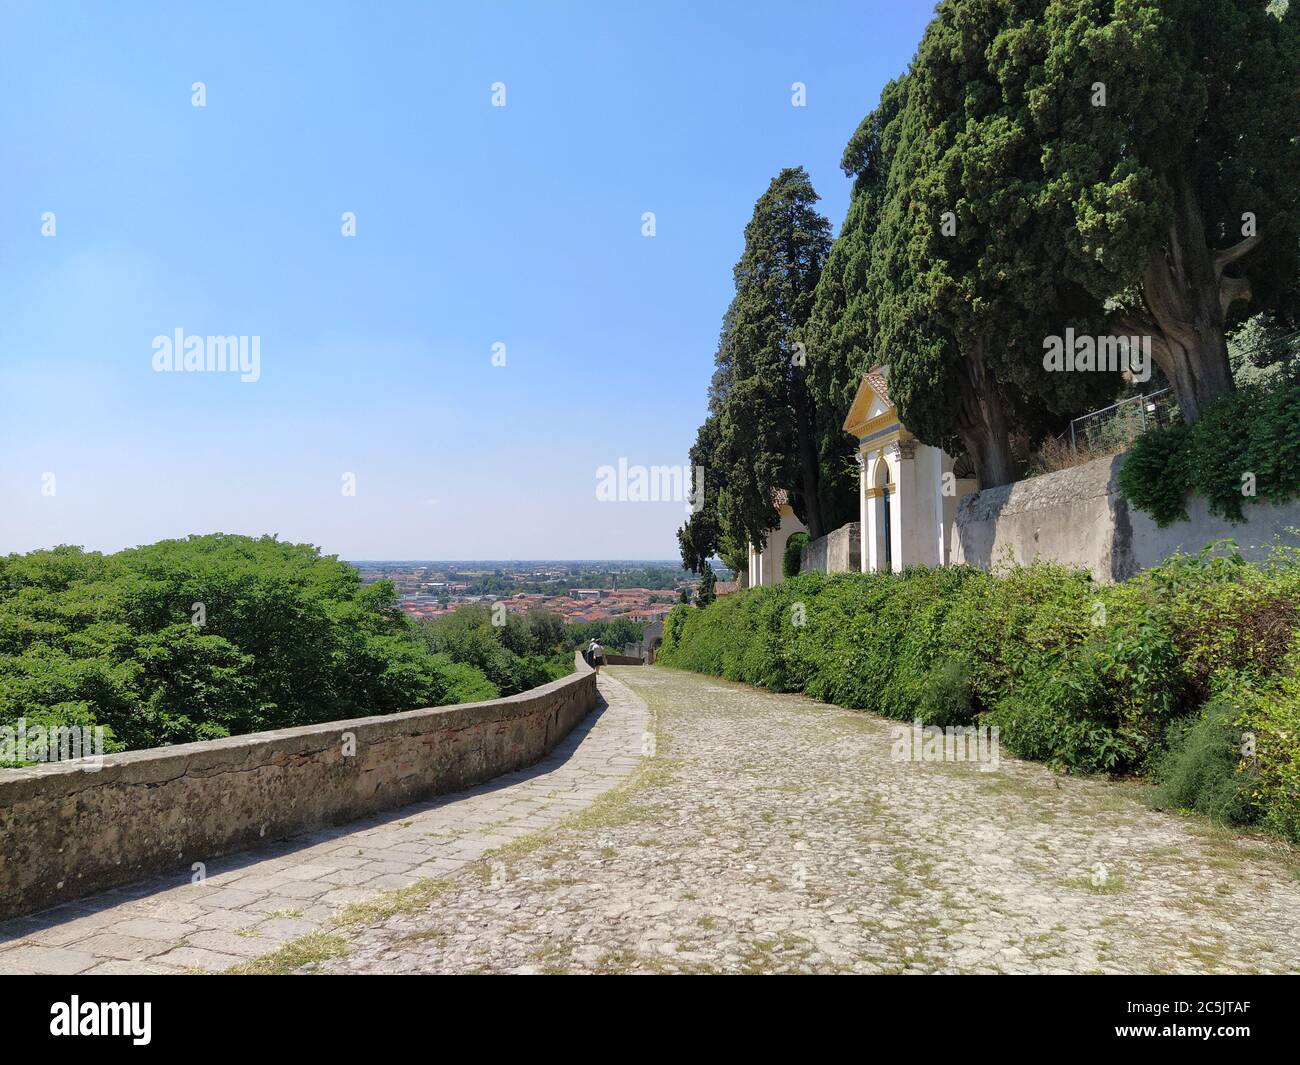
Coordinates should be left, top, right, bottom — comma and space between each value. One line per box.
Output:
792, 373, 825, 539
1130, 173, 1249, 422
955, 339, 1016, 489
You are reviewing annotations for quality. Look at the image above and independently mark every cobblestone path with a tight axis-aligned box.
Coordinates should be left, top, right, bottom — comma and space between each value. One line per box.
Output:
5, 666, 1299, 974
0, 678, 646, 974
322, 667, 1300, 975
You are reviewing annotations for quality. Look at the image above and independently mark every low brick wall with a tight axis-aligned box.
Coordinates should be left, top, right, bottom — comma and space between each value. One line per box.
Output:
0, 653, 598, 921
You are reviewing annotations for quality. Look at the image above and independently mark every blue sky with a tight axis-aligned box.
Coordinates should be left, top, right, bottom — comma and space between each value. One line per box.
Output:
0, 0, 934, 560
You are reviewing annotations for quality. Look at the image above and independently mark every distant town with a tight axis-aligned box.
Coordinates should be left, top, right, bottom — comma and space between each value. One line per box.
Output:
350, 560, 730, 626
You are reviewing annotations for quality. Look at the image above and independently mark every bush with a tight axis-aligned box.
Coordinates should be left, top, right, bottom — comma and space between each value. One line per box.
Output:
1117, 422, 1193, 526
1118, 375, 1300, 526
916, 659, 975, 728
429, 656, 502, 704
1239, 661, 1300, 843
418, 605, 572, 696
658, 546, 1300, 837
783, 533, 810, 578
0, 535, 499, 753
987, 660, 1141, 774
1151, 691, 1257, 826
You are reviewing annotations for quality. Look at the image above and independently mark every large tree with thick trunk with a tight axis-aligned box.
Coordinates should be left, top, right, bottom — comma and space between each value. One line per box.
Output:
815, 0, 1298, 491
831, 6, 1118, 489
1027, 0, 1300, 420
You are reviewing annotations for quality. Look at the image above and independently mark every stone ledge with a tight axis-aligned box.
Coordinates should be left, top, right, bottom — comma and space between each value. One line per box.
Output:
0, 652, 599, 921
956, 454, 1117, 522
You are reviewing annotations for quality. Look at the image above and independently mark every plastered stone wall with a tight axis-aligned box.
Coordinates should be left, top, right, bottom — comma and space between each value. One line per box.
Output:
800, 522, 862, 575
0, 653, 598, 921
953, 454, 1300, 582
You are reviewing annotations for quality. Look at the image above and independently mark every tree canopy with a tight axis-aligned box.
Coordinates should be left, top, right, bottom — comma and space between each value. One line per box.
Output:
678, 167, 857, 574
1020, 0, 1300, 420
0, 534, 498, 756
806, 0, 1300, 487
416, 605, 575, 695
690, 0, 1300, 542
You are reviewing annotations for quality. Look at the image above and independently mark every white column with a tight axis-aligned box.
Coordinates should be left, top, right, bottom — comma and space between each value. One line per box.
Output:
865, 492, 880, 572
925, 444, 946, 569
887, 441, 913, 571
856, 450, 868, 573
935, 449, 953, 566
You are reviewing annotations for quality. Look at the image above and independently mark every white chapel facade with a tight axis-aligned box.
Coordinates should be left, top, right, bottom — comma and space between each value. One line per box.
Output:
742, 366, 977, 585
841, 366, 977, 572
745, 490, 807, 587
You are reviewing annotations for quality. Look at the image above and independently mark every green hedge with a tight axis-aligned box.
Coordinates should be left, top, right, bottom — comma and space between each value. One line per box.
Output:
1118, 375, 1300, 526
659, 544, 1300, 840
782, 533, 810, 578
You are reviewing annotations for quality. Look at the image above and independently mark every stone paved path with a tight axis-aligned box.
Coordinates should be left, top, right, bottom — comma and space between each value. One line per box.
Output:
6, 666, 1300, 974
0, 676, 647, 974
319, 667, 1300, 975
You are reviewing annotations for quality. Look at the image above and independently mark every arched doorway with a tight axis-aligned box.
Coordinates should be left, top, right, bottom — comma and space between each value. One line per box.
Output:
871, 453, 893, 572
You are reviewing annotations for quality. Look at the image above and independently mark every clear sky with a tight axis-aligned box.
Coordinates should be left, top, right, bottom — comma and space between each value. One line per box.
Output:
0, 0, 935, 560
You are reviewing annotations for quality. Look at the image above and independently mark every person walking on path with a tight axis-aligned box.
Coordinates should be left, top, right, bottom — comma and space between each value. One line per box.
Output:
588, 639, 606, 675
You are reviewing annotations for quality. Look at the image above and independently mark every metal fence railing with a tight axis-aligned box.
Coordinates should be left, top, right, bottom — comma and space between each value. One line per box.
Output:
1062, 388, 1178, 461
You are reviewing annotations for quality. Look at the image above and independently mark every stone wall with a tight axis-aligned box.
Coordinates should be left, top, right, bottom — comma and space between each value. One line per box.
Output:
801, 522, 862, 575
953, 454, 1300, 582
611, 619, 663, 664
0, 653, 598, 921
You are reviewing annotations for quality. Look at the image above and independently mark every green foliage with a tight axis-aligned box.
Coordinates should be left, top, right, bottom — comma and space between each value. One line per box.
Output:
1240, 661, 1300, 842
1117, 422, 1194, 526
1228, 313, 1300, 387
805, 78, 909, 446
0, 535, 498, 754
807, 0, 1300, 496
696, 566, 717, 607
677, 166, 854, 573
782, 534, 809, 579
893, 4, 1125, 472
915, 660, 974, 730
1020, 0, 1300, 419
1152, 691, 1258, 826
986, 613, 1183, 776
659, 547, 1300, 838
1119, 377, 1300, 525
418, 606, 574, 696
427, 656, 501, 704
661, 604, 691, 657
564, 615, 646, 653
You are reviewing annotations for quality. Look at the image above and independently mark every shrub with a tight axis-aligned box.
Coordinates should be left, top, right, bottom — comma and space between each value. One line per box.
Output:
418, 605, 571, 695
661, 603, 690, 658
1118, 376, 1300, 526
783, 533, 810, 578
429, 657, 501, 704
659, 549, 1300, 840
1117, 422, 1193, 526
916, 659, 975, 728
1151, 691, 1257, 826
1239, 660, 1300, 843
987, 661, 1140, 774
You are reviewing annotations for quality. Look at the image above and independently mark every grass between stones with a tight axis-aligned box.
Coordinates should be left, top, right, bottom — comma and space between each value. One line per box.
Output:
226, 677, 665, 975
226, 932, 350, 975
